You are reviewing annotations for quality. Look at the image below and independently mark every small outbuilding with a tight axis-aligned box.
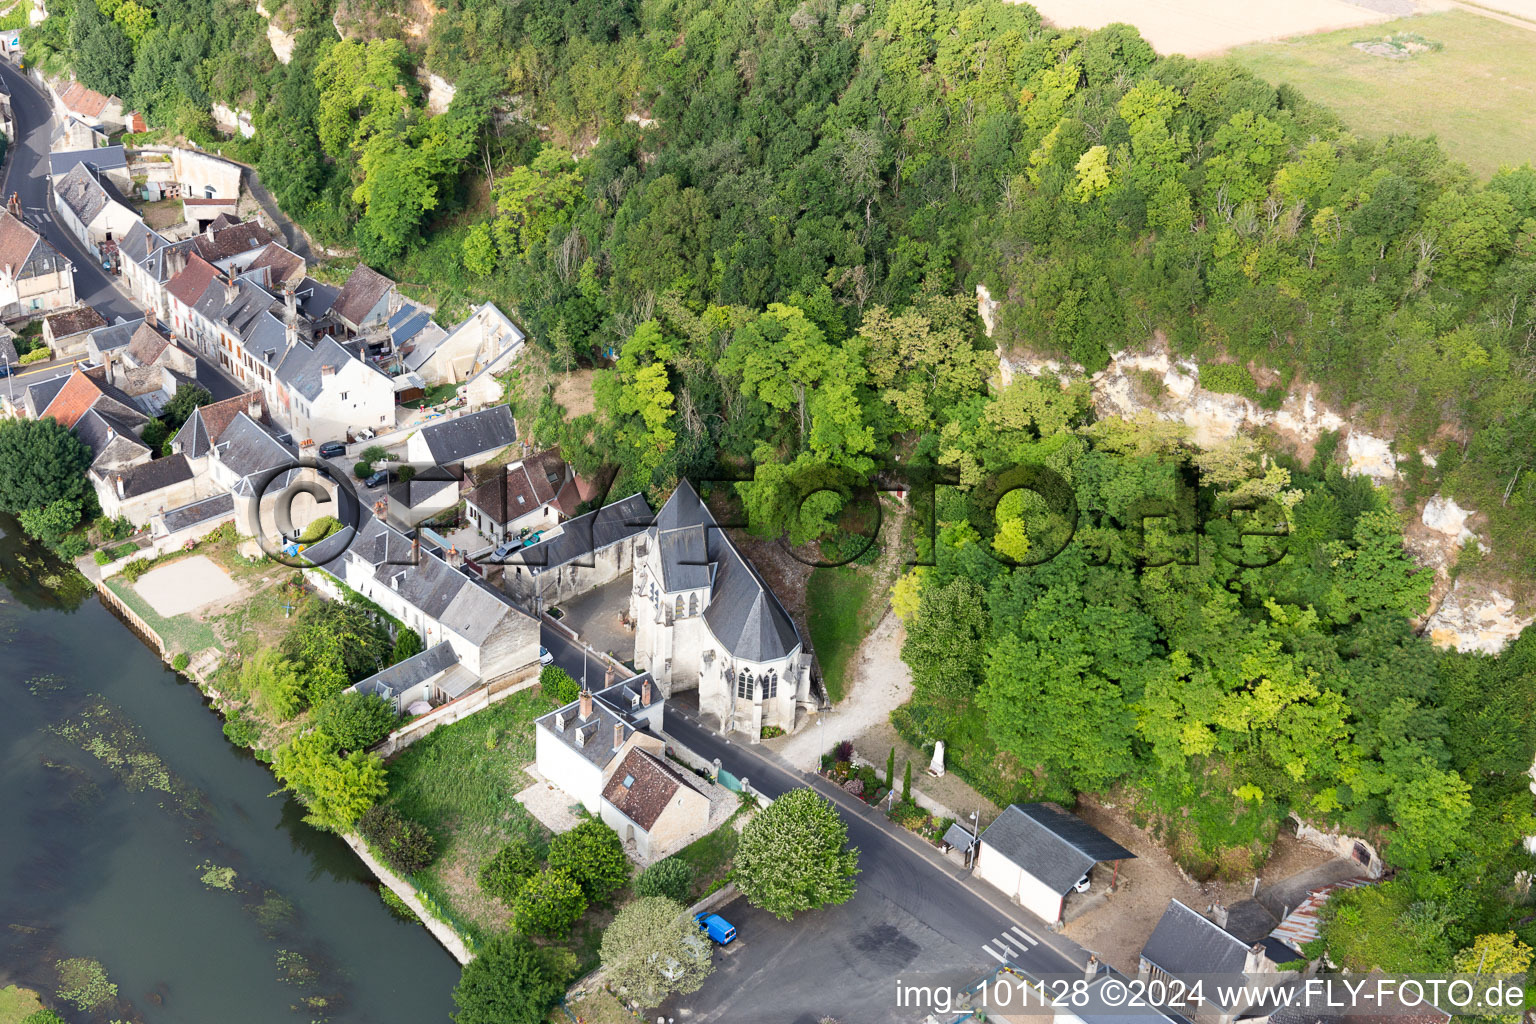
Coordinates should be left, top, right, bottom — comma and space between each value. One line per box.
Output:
973, 803, 1135, 924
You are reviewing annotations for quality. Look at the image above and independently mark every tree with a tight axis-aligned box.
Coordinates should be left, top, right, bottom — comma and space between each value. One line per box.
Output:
17, 498, 83, 544
391, 627, 424, 664
272, 730, 387, 832
282, 600, 393, 699
901, 578, 990, 721
70, 0, 132, 98
357, 805, 438, 874
1453, 932, 1534, 1024
733, 789, 859, 919
240, 649, 306, 721
140, 418, 169, 451
311, 691, 396, 751
162, 384, 213, 430
480, 841, 541, 905
885, 746, 895, 790
600, 896, 714, 1006
635, 857, 694, 903
451, 933, 565, 1024
540, 665, 580, 706
902, 760, 912, 803
547, 818, 629, 902
0, 419, 91, 514
513, 867, 587, 936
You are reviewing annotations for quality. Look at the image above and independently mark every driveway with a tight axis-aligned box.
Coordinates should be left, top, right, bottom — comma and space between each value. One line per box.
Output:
0, 60, 243, 401
657, 711, 1092, 1024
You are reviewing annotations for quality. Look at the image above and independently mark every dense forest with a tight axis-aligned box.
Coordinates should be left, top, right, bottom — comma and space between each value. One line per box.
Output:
25, 0, 1536, 977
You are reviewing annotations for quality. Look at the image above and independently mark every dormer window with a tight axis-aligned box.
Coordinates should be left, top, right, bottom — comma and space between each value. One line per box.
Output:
554, 712, 566, 732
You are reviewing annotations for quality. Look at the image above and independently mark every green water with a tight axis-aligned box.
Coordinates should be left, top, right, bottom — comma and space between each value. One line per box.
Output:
0, 519, 460, 1023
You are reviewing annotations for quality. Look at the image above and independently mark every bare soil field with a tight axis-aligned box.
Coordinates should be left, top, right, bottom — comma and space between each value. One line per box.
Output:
1019, 0, 1391, 56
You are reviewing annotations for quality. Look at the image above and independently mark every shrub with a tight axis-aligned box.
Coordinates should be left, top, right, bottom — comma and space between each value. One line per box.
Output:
23, 1012, 68, 1024
1199, 362, 1259, 400
635, 856, 694, 903
311, 690, 396, 751
221, 707, 261, 749
93, 549, 111, 565
298, 515, 343, 543
358, 806, 439, 875
121, 557, 153, 582
360, 445, 391, 463
354, 460, 374, 478
512, 867, 586, 936
760, 725, 784, 739
18, 347, 49, 364
171, 652, 190, 671
480, 840, 541, 905
547, 819, 629, 902
540, 664, 579, 705
397, 464, 416, 481
392, 627, 424, 663
833, 739, 853, 762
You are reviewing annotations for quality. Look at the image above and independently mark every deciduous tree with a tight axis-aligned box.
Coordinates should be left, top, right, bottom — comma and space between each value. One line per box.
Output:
734, 789, 859, 919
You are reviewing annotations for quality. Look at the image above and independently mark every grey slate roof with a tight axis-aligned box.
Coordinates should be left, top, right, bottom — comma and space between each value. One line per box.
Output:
0, 333, 15, 366
119, 221, 168, 270
979, 803, 1136, 895
296, 277, 338, 319
652, 480, 801, 663
352, 641, 460, 699
54, 162, 129, 224
942, 821, 976, 851
535, 690, 641, 771
417, 405, 517, 465
26, 371, 71, 412
159, 492, 234, 534
331, 263, 394, 328
275, 335, 366, 401
90, 317, 144, 356
390, 474, 457, 509
48, 145, 127, 177
113, 453, 194, 498
1141, 900, 1251, 977
592, 673, 661, 723
213, 412, 297, 481
513, 493, 652, 573
75, 406, 149, 465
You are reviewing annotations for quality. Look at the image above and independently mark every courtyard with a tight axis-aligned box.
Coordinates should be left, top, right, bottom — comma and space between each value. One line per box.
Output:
550, 574, 636, 665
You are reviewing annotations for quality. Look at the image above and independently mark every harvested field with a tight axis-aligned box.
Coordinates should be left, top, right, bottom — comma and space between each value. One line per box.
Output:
1020, 0, 1390, 56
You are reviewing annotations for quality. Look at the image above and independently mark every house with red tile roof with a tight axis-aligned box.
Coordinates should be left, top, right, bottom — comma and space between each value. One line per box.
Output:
54, 80, 123, 128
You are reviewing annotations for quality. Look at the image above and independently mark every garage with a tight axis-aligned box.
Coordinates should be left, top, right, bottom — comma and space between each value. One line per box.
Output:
974, 803, 1136, 924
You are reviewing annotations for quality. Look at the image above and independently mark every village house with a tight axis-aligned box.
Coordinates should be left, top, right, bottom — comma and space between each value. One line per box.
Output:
632, 479, 810, 736
53, 162, 139, 257
273, 332, 394, 443
52, 115, 109, 153
95, 319, 198, 415
535, 675, 665, 811
973, 803, 1136, 926
388, 473, 460, 530
41, 305, 109, 358
306, 514, 541, 683
53, 81, 123, 132
330, 263, 396, 337
48, 145, 131, 192
463, 446, 581, 543
95, 453, 201, 526
501, 493, 652, 608
170, 148, 243, 202
406, 404, 518, 470
1139, 899, 1290, 1024
0, 207, 76, 318
600, 743, 711, 860
400, 300, 524, 393
347, 641, 477, 715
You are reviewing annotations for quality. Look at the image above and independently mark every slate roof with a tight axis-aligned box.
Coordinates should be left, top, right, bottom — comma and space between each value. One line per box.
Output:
119, 221, 167, 270
465, 447, 567, 525
0, 332, 15, 366
58, 82, 112, 117
0, 211, 61, 279
172, 391, 266, 459
274, 335, 376, 401
387, 303, 435, 345
54, 162, 130, 224
979, 803, 1136, 896
112, 453, 194, 498
513, 493, 652, 573
650, 480, 801, 663
592, 673, 661, 722
75, 406, 150, 468
125, 322, 170, 365
602, 747, 704, 831
247, 242, 305, 288
536, 690, 640, 771
296, 277, 338, 319
45, 305, 108, 339
213, 412, 296, 482
48, 145, 126, 178
159, 492, 234, 534
26, 371, 71, 414
1141, 899, 1251, 977
190, 220, 275, 263
390, 474, 458, 509
417, 405, 517, 465
942, 822, 976, 851
352, 641, 460, 699
89, 316, 143, 356
331, 263, 394, 328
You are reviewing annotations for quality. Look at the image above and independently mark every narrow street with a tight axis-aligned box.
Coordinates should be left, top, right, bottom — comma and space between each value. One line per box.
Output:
0, 60, 242, 400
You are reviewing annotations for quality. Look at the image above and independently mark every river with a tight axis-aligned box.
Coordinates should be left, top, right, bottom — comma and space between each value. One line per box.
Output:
0, 519, 460, 1023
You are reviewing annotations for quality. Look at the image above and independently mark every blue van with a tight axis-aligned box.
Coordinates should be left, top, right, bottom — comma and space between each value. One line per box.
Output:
695, 912, 736, 945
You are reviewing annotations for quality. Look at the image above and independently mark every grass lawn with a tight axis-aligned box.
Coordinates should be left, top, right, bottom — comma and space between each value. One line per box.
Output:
105, 575, 221, 656
400, 382, 459, 410
673, 810, 742, 900
805, 566, 876, 703
384, 688, 552, 945
1230, 10, 1536, 178
0, 986, 43, 1024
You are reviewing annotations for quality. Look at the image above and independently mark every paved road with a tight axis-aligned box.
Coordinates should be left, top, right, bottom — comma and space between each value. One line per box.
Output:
658, 710, 1089, 1024
0, 60, 242, 401
539, 621, 620, 690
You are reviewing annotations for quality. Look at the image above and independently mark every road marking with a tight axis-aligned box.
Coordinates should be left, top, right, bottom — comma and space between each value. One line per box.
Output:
993, 934, 1022, 956
982, 943, 1007, 963
1010, 926, 1038, 946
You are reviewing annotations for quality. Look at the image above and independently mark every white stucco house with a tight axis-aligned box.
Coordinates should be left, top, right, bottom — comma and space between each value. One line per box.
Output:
406, 404, 517, 469
273, 334, 394, 443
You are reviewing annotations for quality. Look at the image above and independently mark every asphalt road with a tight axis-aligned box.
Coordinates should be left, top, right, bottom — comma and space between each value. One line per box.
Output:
539, 620, 622, 690
658, 710, 1088, 1024
0, 60, 242, 401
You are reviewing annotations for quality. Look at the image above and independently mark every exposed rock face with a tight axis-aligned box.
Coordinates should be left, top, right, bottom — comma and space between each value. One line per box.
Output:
1424, 581, 1534, 655
422, 72, 456, 115
255, 0, 297, 64
1421, 495, 1476, 545
976, 283, 1000, 338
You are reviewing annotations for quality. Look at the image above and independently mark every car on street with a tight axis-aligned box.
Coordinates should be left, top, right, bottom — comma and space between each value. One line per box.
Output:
696, 912, 736, 945
538, 646, 554, 666
0, 363, 11, 377
317, 441, 347, 459
364, 469, 390, 488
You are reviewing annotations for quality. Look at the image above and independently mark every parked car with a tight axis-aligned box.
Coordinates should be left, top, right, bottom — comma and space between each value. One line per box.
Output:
317, 441, 347, 459
695, 912, 736, 946
364, 469, 390, 488
355, 427, 376, 441
492, 541, 518, 561
538, 646, 554, 666
0, 363, 11, 378
1072, 873, 1091, 894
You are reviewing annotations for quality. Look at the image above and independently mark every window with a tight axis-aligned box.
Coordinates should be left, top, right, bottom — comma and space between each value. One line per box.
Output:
688, 594, 698, 616
340, 392, 348, 400
674, 596, 683, 617
764, 670, 777, 698
204, 184, 216, 199
736, 669, 752, 699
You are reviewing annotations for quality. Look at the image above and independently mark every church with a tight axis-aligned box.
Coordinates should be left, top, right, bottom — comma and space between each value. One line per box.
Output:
630, 480, 812, 736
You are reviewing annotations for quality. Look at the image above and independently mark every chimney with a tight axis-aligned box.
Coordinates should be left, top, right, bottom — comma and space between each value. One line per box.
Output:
115, 474, 124, 499
224, 269, 239, 305
285, 320, 297, 350
605, 664, 615, 688
6, 192, 18, 217
320, 364, 335, 377
613, 722, 623, 749
105, 427, 115, 442
579, 689, 593, 720
145, 305, 156, 329
284, 284, 296, 322
1212, 902, 1229, 929
641, 677, 652, 705
248, 397, 261, 422
411, 535, 420, 563
1084, 955, 1100, 982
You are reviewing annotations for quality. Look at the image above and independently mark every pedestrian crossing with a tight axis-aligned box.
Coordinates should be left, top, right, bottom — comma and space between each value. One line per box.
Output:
982, 925, 1040, 963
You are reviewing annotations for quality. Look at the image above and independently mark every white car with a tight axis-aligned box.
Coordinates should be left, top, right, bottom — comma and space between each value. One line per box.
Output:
539, 646, 554, 666
1073, 873, 1091, 894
